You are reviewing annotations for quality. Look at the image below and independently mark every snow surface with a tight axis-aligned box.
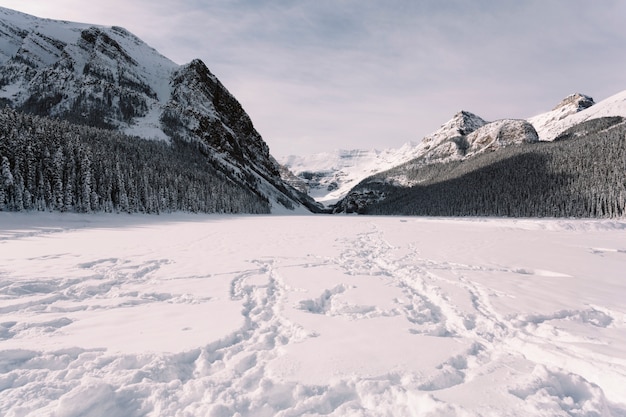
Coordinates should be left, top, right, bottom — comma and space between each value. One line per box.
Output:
1, 213, 625, 416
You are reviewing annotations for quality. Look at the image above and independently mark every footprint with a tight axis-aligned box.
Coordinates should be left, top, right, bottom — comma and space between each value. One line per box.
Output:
298, 284, 347, 314
417, 342, 486, 391
509, 365, 611, 415
78, 258, 120, 269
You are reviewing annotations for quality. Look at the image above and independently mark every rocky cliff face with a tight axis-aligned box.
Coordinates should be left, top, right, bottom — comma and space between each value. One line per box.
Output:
412, 110, 488, 164
465, 119, 539, 154
0, 6, 318, 212
163, 59, 277, 177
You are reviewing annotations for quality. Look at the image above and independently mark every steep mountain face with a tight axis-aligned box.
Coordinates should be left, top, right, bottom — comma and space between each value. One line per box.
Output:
0, 9, 174, 134
0, 6, 317, 213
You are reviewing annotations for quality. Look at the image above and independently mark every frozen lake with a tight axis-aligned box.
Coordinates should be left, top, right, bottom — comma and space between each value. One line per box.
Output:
1, 213, 625, 416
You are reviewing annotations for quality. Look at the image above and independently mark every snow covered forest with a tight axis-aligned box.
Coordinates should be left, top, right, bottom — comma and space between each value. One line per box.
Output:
0, 107, 270, 214
338, 117, 626, 218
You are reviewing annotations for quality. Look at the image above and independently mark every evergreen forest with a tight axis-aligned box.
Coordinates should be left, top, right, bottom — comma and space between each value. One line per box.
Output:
0, 107, 270, 214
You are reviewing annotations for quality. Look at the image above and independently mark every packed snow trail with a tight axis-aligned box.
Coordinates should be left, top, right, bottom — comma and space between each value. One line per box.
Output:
1, 213, 625, 416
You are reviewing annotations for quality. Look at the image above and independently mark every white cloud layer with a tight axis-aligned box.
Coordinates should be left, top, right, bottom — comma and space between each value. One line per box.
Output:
1, 0, 626, 156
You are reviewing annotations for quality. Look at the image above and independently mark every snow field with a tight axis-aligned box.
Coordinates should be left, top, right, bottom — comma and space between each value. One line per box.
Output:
1, 213, 625, 416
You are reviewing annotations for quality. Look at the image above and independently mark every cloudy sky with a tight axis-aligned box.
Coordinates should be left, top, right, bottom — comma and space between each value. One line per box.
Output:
2, 1, 626, 157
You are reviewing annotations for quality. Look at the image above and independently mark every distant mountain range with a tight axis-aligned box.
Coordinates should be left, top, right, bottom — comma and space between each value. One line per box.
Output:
282, 91, 626, 217
0, 6, 320, 214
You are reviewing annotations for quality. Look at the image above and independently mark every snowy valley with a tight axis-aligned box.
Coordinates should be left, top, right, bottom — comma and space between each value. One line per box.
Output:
278, 144, 425, 206
1, 5, 626, 417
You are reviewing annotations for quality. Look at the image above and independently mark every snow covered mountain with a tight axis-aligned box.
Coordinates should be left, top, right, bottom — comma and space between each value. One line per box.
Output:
280, 111, 489, 206
281, 110, 538, 206
0, 6, 318, 213
329, 90, 626, 214
528, 93, 595, 141
279, 144, 426, 206
286, 90, 626, 209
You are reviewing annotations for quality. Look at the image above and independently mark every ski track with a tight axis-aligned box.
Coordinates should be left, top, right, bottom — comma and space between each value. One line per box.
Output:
0, 216, 625, 416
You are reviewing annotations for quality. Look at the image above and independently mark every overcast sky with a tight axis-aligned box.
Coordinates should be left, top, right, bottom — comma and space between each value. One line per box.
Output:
2, 1, 626, 157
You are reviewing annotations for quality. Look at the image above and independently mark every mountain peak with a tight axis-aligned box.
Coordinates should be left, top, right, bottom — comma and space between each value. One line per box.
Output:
451, 110, 487, 135
552, 93, 594, 112
529, 93, 596, 141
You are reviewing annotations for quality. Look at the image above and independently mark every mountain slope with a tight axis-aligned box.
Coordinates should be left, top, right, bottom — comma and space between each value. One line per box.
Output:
331, 116, 540, 213
529, 90, 626, 141
360, 117, 626, 217
287, 91, 626, 212
0, 6, 318, 213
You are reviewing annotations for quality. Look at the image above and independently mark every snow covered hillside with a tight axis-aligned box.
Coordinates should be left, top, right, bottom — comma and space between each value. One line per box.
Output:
0, 6, 176, 138
1, 213, 625, 416
528, 93, 595, 141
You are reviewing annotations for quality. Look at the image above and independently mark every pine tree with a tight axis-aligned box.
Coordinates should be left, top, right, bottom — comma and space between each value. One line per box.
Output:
1, 155, 14, 210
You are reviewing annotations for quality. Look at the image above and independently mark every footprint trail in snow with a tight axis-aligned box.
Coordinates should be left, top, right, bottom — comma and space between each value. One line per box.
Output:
1, 213, 625, 416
